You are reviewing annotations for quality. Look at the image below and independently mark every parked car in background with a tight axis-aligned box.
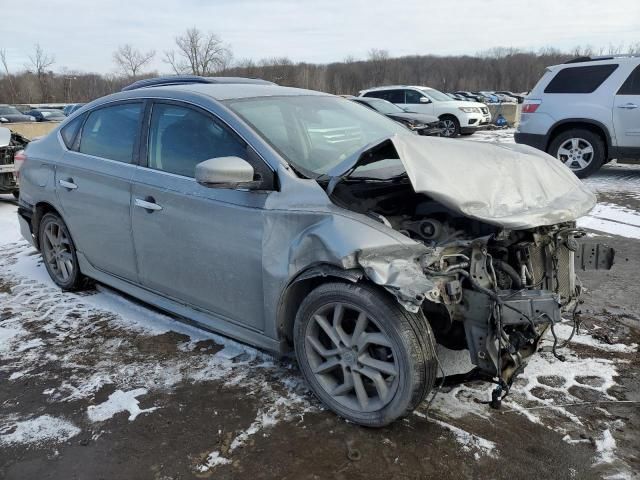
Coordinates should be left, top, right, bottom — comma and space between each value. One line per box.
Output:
17, 75, 611, 426
477, 91, 500, 103
23, 108, 67, 122
445, 93, 466, 101
516, 54, 640, 178
0, 105, 36, 123
495, 91, 525, 103
454, 91, 485, 103
63, 103, 86, 116
0, 127, 29, 198
359, 86, 491, 137
492, 92, 518, 103
349, 96, 442, 136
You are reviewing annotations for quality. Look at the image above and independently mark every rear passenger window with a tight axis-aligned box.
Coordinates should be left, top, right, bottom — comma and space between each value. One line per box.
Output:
147, 103, 248, 178
618, 66, 640, 95
60, 114, 84, 149
79, 103, 142, 163
544, 64, 618, 94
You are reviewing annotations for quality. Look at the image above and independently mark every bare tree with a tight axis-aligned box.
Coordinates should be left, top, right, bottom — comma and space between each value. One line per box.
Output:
0, 49, 18, 103
26, 43, 55, 102
113, 44, 155, 78
164, 27, 231, 76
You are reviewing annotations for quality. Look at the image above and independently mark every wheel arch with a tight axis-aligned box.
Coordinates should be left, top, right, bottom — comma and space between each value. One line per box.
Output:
277, 264, 365, 348
32, 201, 63, 250
546, 119, 611, 159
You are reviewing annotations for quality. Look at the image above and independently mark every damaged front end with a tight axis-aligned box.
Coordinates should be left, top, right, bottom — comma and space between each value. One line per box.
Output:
328, 134, 615, 403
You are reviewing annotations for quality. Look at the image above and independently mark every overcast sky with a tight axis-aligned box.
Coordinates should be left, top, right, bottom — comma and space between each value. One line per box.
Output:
3, 0, 639, 74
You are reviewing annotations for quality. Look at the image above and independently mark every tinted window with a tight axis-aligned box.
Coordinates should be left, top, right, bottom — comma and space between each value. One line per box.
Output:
618, 65, 640, 95
148, 103, 248, 178
544, 64, 618, 94
60, 114, 84, 149
405, 90, 424, 104
79, 103, 142, 162
363, 90, 405, 103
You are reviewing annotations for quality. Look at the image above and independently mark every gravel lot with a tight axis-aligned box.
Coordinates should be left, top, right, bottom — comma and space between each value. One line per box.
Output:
1, 130, 639, 479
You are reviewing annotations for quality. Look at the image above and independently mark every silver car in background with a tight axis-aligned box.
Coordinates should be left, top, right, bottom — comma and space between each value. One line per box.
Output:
17, 76, 612, 426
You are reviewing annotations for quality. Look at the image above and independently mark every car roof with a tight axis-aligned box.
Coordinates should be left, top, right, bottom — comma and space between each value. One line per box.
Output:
361, 85, 432, 92
121, 82, 330, 101
548, 55, 639, 70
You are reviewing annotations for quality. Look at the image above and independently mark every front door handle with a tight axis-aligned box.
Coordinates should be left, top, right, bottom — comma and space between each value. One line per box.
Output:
59, 179, 78, 190
618, 103, 638, 109
134, 197, 163, 212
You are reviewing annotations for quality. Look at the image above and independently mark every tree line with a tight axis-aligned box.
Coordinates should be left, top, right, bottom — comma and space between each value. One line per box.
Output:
1, 27, 638, 104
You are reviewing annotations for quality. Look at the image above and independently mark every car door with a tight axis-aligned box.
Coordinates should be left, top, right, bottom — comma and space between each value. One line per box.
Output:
613, 64, 640, 149
401, 89, 434, 115
130, 100, 274, 331
55, 101, 142, 282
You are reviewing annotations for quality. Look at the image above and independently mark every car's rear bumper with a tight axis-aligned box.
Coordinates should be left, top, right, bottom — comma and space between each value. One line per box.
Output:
514, 132, 547, 151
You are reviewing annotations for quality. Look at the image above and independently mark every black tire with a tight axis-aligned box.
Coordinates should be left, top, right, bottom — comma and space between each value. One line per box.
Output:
439, 116, 460, 137
12, 190, 19, 200
294, 282, 437, 427
547, 129, 605, 178
38, 213, 89, 291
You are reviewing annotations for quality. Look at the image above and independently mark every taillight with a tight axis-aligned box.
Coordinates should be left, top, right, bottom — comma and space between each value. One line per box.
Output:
14, 150, 26, 177
522, 100, 541, 114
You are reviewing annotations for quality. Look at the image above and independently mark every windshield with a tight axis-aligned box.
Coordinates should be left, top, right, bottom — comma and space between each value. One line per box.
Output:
0, 106, 22, 115
226, 95, 409, 177
419, 88, 453, 102
362, 98, 404, 114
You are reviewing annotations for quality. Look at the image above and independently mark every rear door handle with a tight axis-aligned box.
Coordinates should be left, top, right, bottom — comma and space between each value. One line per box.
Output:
618, 103, 638, 109
59, 179, 78, 190
134, 197, 163, 212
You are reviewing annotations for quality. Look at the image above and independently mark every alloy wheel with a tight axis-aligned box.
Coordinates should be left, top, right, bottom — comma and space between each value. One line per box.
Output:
557, 137, 594, 171
441, 119, 457, 137
42, 220, 74, 283
304, 302, 399, 413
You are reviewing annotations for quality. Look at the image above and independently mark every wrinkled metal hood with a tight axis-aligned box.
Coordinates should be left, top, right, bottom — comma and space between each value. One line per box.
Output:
330, 134, 596, 230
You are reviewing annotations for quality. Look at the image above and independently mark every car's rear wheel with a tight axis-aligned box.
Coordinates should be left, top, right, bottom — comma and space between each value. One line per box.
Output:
548, 129, 605, 178
439, 116, 460, 137
39, 213, 89, 291
294, 282, 437, 427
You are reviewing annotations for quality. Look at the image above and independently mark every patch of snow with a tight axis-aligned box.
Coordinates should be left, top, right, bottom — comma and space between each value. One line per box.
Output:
432, 419, 498, 458
594, 429, 617, 465
0, 415, 80, 446
197, 451, 231, 472
87, 388, 158, 422
554, 323, 637, 354
0, 198, 21, 245
578, 203, 640, 239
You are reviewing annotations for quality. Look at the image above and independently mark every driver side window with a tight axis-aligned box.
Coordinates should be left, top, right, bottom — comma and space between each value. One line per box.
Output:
404, 90, 425, 104
147, 103, 248, 178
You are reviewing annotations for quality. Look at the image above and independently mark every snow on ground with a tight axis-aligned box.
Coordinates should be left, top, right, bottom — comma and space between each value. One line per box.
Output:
577, 203, 640, 239
87, 389, 159, 422
0, 415, 80, 447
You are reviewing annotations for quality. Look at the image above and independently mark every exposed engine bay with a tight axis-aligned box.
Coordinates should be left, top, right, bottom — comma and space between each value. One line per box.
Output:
330, 176, 615, 405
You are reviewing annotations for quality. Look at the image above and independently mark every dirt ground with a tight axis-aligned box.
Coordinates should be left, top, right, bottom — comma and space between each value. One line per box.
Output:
1, 157, 639, 480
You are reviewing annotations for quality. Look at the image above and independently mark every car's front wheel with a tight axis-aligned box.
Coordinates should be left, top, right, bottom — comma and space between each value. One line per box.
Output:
439, 116, 460, 137
548, 129, 605, 178
39, 213, 89, 291
294, 282, 437, 427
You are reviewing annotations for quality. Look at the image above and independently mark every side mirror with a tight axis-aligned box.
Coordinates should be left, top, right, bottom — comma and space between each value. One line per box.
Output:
419, 97, 431, 104
195, 156, 258, 189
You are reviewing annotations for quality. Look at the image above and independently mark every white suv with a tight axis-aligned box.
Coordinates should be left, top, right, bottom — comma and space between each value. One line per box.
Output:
516, 55, 640, 178
358, 86, 491, 137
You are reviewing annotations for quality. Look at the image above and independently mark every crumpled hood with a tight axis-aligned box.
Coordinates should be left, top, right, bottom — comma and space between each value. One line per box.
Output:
329, 134, 596, 230
392, 134, 596, 229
